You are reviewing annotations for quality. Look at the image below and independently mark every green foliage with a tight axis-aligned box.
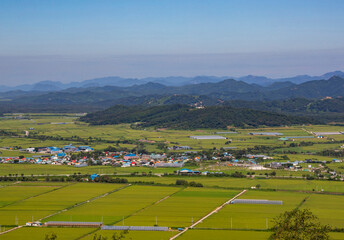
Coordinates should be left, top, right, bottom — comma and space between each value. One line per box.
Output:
269, 209, 330, 240
176, 179, 203, 187
81, 104, 318, 129
45, 233, 57, 240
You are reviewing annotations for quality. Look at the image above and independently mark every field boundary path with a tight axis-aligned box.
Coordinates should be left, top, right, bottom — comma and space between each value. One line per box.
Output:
0, 183, 71, 209
0, 184, 132, 237
78, 186, 186, 240
169, 189, 247, 240
108, 186, 186, 226
38, 184, 132, 222
0, 225, 23, 236
123, 186, 186, 220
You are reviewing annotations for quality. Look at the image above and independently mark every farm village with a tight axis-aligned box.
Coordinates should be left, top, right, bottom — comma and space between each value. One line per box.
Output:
0, 114, 344, 240
1, 146, 343, 181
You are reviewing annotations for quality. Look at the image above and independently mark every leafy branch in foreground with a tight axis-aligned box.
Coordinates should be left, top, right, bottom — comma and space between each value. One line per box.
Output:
269, 209, 330, 240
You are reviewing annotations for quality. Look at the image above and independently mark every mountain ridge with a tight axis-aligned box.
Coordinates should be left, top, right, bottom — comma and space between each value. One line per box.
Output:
1, 71, 344, 92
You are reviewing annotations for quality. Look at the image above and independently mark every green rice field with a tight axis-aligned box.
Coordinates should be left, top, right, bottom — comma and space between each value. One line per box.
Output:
197, 190, 308, 229
0, 114, 344, 239
178, 230, 271, 240
45, 185, 181, 225
301, 194, 344, 228
0, 183, 124, 225
0, 227, 94, 240
121, 188, 239, 228
127, 176, 344, 193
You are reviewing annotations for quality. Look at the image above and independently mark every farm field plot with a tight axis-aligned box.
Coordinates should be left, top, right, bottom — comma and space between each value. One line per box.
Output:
0, 183, 123, 225
0, 182, 14, 186
15, 182, 72, 186
0, 226, 93, 240
197, 190, 308, 229
81, 229, 176, 240
0, 164, 116, 176
0, 164, 184, 176
122, 188, 239, 228
330, 232, 344, 240
200, 165, 307, 177
0, 186, 59, 208
281, 143, 342, 153
178, 229, 271, 240
46, 185, 180, 225
2, 114, 338, 152
126, 176, 344, 193
301, 194, 344, 228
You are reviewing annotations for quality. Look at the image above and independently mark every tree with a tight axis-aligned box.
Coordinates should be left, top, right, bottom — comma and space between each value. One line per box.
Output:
93, 230, 129, 240
45, 233, 57, 240
112, 230, 129, 240
269, 209, 330, 240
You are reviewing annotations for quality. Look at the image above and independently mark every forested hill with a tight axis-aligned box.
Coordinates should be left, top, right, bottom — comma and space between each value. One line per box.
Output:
80, 104, 320, 129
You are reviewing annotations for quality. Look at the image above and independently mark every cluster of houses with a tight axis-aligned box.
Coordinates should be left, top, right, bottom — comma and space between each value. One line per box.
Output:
23, 145, 94, 154
0, 149, 199, 168
98, 152, 196, 168
0, 149, 270, 168
270, 158, 342, 174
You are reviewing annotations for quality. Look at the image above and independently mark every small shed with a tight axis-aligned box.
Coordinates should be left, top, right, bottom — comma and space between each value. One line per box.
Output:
90, 174, 99, 181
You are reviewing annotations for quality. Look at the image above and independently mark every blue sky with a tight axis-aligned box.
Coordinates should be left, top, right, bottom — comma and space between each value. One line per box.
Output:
1, 0, 344, 84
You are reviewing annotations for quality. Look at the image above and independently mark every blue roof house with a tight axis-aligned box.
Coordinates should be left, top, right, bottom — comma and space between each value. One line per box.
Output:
90, 174, 100, 181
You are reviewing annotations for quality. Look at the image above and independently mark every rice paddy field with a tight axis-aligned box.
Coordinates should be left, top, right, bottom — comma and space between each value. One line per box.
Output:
126, 176, 344, 193
0, 114, 344, 239
45, 185, 181, 225
82, 230, 176, 240
178, 230, 271, 240
0, 183, 124, 225
0, 185, 60, 208
1, 113, 344, 154
0, 227, 94, 240
197, 191, 309, 230
121, 188, 239, 228
300, 194, 344, 228
0, 183, 342, 239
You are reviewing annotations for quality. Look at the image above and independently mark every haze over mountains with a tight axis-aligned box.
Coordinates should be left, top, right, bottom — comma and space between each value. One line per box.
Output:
1, 71, 344, 125
3, 75, 344, 106
1, 71, 344, 92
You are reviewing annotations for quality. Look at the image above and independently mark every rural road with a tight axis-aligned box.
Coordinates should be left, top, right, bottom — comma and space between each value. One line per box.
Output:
170, 189, 247, 240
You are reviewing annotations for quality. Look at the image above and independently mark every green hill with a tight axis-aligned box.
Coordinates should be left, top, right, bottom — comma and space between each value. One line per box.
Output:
80, 104, 320, 129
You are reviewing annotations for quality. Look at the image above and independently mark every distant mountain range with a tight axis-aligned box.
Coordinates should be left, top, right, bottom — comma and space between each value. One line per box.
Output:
1, 73, 344, 125
4, 76, 343, 106
1, 71, 344, 92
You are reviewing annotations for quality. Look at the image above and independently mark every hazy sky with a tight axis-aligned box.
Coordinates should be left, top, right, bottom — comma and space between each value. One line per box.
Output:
1, 0, 344, 85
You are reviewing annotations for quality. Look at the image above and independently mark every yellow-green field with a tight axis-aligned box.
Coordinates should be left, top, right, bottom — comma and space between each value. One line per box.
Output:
0, 114, 344, 239
301, 194, 344, 228
0, 183, 124, 225
1, 114, 344, 154
0, 183, 342, 240
126, 176, 344, 193
46, 185, 180, 225
121, 188, 239, 228
197, 191, 309, 229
